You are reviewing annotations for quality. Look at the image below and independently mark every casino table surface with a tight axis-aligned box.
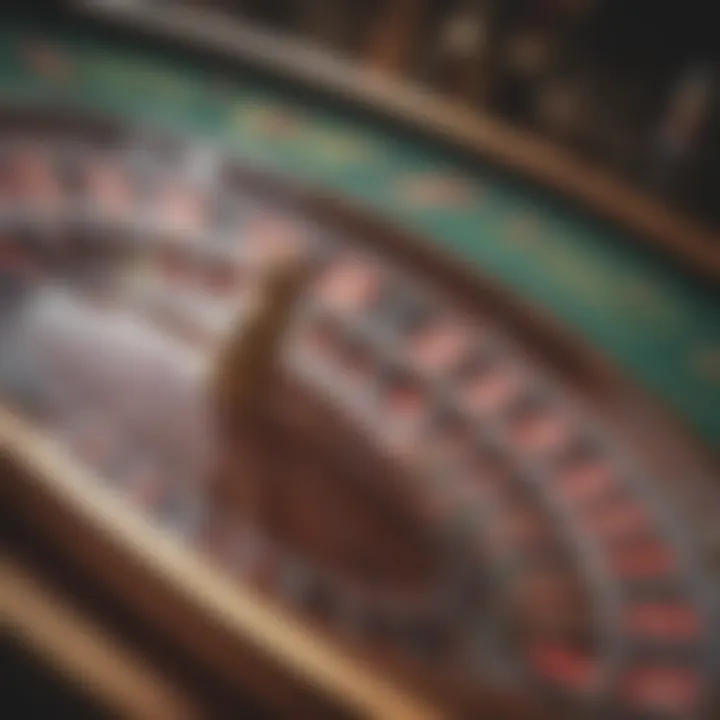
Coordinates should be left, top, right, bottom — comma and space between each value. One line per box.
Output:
0, 10, 717, 451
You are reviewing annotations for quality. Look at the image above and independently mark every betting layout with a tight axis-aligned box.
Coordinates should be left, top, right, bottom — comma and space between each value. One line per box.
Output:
0, 112, 717, 720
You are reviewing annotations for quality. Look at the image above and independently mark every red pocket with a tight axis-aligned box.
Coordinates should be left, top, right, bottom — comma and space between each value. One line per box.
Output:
610, 541, 678, 579
586, 501, 650, 541
510, 410, 570, 453
621, 667, 701, 714
625, 603, 702, 640
410, 323, 471, 373
465, 368, 522, 415
316, 260, 379, 313
528, 644, 599, 691
159, 186, 205, 235
556, 461, 615, 507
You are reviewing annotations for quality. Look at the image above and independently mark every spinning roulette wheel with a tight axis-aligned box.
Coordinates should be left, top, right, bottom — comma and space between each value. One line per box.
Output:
1, 7, 719, 720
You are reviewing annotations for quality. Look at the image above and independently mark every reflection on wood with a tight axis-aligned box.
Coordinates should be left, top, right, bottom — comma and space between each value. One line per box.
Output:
0, 557, 194, 720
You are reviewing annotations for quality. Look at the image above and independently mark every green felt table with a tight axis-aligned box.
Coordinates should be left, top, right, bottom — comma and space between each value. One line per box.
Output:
0, 15, 717, 448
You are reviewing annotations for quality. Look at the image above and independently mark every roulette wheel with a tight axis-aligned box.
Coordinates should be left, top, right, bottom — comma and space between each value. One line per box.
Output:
1, 5, 718, 719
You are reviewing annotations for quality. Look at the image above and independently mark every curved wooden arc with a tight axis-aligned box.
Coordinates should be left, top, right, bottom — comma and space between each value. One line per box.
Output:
76, 0, 720, 278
